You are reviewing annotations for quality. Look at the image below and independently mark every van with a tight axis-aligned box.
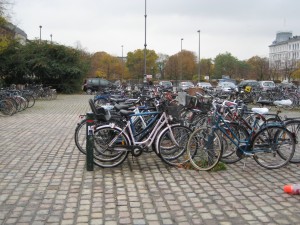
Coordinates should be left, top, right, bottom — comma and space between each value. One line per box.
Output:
83, 78, 115, 94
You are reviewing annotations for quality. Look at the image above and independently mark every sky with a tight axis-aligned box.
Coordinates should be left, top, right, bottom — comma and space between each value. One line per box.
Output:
10, 0, 300, 60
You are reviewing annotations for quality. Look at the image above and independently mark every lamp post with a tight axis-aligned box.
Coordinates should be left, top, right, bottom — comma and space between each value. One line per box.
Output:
143, 0, 147, 84
50, 34, 52, 44
197, 30, 201, 82
121, 45, 124, 82
39, 25, 42, 43
180, 38, 184, 81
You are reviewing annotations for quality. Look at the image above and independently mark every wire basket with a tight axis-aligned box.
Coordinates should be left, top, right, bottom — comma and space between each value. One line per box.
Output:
186, 95, 212, 113
166, 105, 181, 123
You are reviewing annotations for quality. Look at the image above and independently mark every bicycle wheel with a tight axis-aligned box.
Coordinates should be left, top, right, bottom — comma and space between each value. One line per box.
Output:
74, 118, 125, 155
93, 125, 129, 168
252, 126, 295, 169
23, 94, 36, 108
0, 99, 15, 116
220, 122, 249, 164
190, 113, 209, 130
284, 120, 300, 163
74, 119, 88, 154
157, 125, 192, 166
187, 127, 223, 171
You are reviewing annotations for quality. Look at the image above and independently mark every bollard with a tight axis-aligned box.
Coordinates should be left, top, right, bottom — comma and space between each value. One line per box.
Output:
86, 112, 94, 171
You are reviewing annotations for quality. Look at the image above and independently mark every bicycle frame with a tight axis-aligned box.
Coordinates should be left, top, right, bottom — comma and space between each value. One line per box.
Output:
212, 111, 258, 152
108, 111, 179, 153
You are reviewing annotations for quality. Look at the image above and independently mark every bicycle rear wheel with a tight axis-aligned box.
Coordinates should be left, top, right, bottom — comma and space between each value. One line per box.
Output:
252, 126, 295, 169
284, 120, 300, 163
157, 125, 192, 166
93, 125, 129, 168
187, 127, 223, 171
220, 122, 249, 164
74, 118, 125, 155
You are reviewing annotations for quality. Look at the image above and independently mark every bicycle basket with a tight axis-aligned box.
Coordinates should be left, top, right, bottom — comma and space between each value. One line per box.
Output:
166, 105, 181, 122
186, 95, 212, 113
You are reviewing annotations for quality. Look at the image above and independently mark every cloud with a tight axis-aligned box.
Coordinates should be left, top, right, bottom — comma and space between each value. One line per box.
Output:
12, 0, 300, 60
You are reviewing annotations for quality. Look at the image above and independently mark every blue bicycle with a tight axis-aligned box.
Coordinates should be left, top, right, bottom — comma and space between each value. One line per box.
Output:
187, 100, 296, 170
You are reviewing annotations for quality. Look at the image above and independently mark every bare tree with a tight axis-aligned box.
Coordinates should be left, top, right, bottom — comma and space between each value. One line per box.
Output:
0, 0, 13, 18
283, 56, 298, 82
156, 53, 169, 80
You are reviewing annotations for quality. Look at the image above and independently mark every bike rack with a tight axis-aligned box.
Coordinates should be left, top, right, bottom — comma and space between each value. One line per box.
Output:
86, 112, 94, 171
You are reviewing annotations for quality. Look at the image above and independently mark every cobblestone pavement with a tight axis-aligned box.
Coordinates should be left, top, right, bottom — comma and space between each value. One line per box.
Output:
1, 94, 300, 225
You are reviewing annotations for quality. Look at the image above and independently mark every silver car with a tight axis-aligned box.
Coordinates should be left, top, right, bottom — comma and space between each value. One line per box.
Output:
178, 81, 194, 91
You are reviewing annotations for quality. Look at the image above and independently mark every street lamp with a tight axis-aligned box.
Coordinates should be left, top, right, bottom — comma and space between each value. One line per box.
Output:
121, 45, 124, 82
39, 25, 42, 43
197, 30, 201, 82
180, 38, 184, 80
143, 0, 147, 84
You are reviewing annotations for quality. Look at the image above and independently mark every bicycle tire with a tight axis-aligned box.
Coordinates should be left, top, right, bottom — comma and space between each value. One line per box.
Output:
284, 120, 300, 163
252, 126, 295, 169
157, 125, 192, 166
74, 118, 125, 155
220, 122, 249, 164
187, 127, 223, 171
23, 94, 36, 108
0, 99, 15, 116
74, 119, 88, 154
93, 125, 130, 168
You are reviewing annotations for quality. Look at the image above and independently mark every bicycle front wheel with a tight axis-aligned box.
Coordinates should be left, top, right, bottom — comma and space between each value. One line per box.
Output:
284, 120, 300, 163
157, 125, 192, 166
252, 126, 295, 169
187, 127, 223, 171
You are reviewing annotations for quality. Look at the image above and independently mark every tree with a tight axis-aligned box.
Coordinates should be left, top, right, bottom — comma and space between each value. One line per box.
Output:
87, 51, 129, 81
199, 58, 213, 80
0, 40, 90, 93
247, 56, 269, 81
126, 49, 158, 82
156, 53, 169, 80
164, 54, 179, 81
0, 0, 13, 21
292, 68, 300, 80
283, 57, 298, 82
180, 50, 197, 81
165, 50, 197, 82
235, 60, 251, 80
213, 52, 238, 79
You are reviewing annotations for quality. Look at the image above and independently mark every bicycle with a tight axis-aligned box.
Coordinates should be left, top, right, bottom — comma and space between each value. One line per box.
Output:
187, 100, 295, 171
91, 101, 192, 168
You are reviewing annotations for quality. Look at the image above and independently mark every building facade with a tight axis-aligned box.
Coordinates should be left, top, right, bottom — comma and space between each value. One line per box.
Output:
269, 31, 300, 72
0, 22, 27, 45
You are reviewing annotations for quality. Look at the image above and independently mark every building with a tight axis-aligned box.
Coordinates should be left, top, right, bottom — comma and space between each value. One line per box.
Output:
0, 22, 27, 45
269, 31, 300, 72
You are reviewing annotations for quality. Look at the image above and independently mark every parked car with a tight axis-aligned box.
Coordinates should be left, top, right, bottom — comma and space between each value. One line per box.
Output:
216, 81, 238, 92
196, 82, 213, 90
178, 81, 194, 91
237, 80, 260, 92
277, 82, 297, 90
258, 81, 276, 91
83, 78, 115, 94
159, 80, 173, 90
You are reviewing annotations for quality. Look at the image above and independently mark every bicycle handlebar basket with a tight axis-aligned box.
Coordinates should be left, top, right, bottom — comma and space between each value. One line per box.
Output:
165, 105, 183, 124
186, 94, 212, 113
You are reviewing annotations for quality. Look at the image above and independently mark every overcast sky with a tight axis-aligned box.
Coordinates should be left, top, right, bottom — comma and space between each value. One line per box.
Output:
11, 0, 300, 60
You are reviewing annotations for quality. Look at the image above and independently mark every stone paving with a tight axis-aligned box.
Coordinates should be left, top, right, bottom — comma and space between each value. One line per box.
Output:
0, 94, 300, 225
